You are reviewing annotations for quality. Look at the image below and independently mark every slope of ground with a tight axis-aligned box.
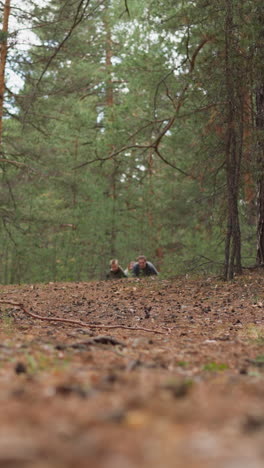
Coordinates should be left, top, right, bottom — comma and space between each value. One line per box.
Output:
0, 271, 263, 468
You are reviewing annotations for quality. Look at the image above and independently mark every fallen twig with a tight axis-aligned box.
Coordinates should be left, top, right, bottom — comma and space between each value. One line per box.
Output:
0, 300, 167, 335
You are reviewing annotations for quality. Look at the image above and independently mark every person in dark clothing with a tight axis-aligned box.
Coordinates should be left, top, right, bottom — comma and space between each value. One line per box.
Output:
106, 259, 127, 280
132, 255, 158, 277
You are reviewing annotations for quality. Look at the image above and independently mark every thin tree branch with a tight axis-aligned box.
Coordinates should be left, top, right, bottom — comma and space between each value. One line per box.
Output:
74, 37, 211, 175
124, 0, 130, 17
1, 218, 18, 247
0, 300, 167, 334
0, 158, 27, 168
72, 144, 150, 169
35, 0, 92, 90
22, 0, 106, 123
154, 147, 193, 177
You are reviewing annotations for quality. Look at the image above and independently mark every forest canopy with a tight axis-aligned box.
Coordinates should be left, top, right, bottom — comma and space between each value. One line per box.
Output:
0, 0, 264, 283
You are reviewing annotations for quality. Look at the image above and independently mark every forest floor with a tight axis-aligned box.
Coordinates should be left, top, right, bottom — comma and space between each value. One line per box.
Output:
0, 271, 263, 468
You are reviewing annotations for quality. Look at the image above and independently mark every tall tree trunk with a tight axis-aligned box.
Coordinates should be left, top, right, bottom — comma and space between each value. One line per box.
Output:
104, 14, 117, 257
256, 86, 264, 265
224, 0, 242, 280
0, 0, 11, 149
105, 24, 114, 109
254, 4, 264, 265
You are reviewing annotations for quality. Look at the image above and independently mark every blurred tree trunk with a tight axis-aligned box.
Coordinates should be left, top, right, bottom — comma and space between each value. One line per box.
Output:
255, 5, 264, 266
104, 15, 117, 258
224, 0, 242, 280
256, 86, 264, 265
0, 0, 11, 148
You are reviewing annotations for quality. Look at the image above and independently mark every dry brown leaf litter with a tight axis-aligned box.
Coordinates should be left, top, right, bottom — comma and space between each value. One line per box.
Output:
0, 272, 263, 468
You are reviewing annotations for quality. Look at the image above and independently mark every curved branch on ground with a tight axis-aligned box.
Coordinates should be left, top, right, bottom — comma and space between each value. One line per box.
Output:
0, 300, 167, 335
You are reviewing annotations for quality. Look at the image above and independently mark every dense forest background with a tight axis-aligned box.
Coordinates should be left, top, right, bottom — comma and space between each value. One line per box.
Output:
0, 0, 264, 283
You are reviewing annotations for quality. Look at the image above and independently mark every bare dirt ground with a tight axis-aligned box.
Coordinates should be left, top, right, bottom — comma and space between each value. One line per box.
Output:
0, 271, 263, 468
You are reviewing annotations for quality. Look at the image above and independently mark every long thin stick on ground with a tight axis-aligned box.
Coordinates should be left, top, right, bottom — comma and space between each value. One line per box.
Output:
0, 300, 167, 334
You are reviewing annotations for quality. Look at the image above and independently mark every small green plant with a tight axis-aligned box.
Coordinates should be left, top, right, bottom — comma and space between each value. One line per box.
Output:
177, 361, 189, 367
255, 355, 264, 363
25, 353, 38, 374
163, 377, 194, 398
250, 355, 264, 367
203, 361, 229, 372
239, 324, 264, 344
1, 309, 14, 334
22, 350, 72, 375
247, 371, 263, 377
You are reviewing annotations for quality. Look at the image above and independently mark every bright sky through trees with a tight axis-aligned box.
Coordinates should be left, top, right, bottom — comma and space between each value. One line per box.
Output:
7, 0, 42, 90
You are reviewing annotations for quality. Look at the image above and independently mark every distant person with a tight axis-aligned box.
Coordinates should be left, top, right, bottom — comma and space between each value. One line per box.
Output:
106, 259, 127, 280
124, 261, 136, 277
132, 255, 158, 277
